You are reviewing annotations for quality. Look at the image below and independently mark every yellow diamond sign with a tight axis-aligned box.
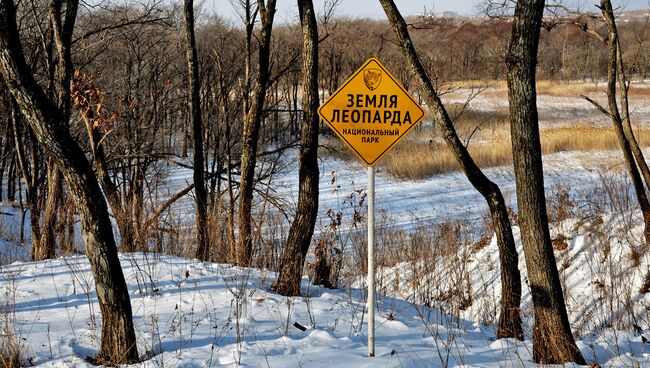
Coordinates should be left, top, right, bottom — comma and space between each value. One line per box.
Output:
318, 57, 425, 166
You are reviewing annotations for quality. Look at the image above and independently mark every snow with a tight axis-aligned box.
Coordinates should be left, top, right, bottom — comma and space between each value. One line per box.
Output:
0, 253, 499, 367
0, 204, 29, 264
2, 252, 648, 367
4, 150, 650, 366
440, 82, 650, 129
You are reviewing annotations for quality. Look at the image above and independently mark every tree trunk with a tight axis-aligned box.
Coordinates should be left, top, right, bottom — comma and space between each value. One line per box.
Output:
39, 0, 79, 258
131, 165, 146, 251
49, 0, 77, 122
183, 0, 209, 261
505, 0, 585, 364
7, 153, 16, 202
379, 0, 523, 340
11, 100, 43, 261
0, 134, 4, 202
226, 132, 237, 262
238, 0, 276, 266
0, 1, 138, 363
616, 44, 650, 192
0, 80, 8, 202
273, 0, 319, 297
39, 158, 62, 258
600, 1, 650, 244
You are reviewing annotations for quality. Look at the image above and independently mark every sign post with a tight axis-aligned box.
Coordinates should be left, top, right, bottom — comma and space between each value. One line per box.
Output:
318, 57, 425, 357
367, 165, 375, 357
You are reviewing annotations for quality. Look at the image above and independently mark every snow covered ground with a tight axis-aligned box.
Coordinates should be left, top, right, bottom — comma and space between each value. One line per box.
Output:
441, 81, 650, 129
3, 148, 650, 367
2, 252, 649, 367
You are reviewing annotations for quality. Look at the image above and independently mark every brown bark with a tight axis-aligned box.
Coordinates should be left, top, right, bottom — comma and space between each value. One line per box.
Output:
49, 0, 77, 121
238, 0, 277, 266
0, 109, 9, 202
616, 45, 650, 192
226, 125, 237, 262
39, 158, 62, 258
184, 0, 209, 261
37, 0, 79, 259
273, 0, 319, 297
600, 1, 650, 244
506, 0, 585, 364
7, 151, 16, 202
0, 0, 138, 363
10, 100, 43, 261
379, 0, 523, 340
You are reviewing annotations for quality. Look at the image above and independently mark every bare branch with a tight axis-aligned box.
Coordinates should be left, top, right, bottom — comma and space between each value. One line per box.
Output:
582, 94, 612, 118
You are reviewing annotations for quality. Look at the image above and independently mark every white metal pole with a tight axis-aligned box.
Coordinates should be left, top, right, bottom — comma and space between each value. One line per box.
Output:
367, 165, 375, 357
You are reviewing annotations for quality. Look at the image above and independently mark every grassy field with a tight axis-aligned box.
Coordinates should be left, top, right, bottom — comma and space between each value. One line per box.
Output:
380, 125, 650, 180
321, 80, 650, 179
444, 79, 650, 98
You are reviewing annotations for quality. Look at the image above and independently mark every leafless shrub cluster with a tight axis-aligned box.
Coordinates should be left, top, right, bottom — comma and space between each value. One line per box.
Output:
0, 269, 28, 368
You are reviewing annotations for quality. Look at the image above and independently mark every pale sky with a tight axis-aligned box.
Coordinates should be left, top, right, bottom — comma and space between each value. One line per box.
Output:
211, 0, 650, 25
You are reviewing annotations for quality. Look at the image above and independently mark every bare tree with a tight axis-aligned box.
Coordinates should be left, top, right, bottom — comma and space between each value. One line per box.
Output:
379, 0, 523, 339
37, 0, 78, 259
205, 23, 244, 261
273, 0, 319, 296
582, 0, 650, 244
0, 0, 138, 363
505, 0, 584, 363
10, 100, 44, 260
238, 0, 277, 266
184, 0, 209, 260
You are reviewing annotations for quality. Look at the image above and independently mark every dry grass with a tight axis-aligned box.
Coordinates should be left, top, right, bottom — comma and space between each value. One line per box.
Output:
535, 80, 650, 98
382, 126, 650, 180
322, 79, 650, 179
542, 126, 650, 152
639, 271, 650, 294
535, 80, 603, 96
1, 275, 23, 368
445, 80, 506, 90
323, 118, 650, 180
449, 80, 650, 99
0, 326, 22, 368
381, 141, 511, 180
449, 80, 591, 99
446, 104, 509, 132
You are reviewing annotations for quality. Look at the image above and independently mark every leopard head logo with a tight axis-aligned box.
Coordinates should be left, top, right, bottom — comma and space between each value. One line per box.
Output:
363, 68, 382, 91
